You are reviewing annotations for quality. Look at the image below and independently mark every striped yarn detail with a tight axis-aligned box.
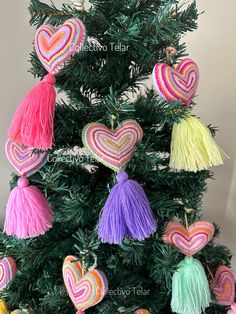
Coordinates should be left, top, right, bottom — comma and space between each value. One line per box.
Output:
153, 58, 199, 104
82, 120, 143, 172
35, 18, 86, 75
63, 256, 108, 311
163, 221, 215, 256
0, 257, 16, 291
5, 139, 46, 177
212, 265, 235, 305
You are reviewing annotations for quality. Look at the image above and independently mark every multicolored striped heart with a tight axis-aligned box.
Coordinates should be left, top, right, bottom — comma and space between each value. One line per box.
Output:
163, 221, 215, 256
35, 18, 86, 75
0, 257, 17, 291
212, 265, 235, 305
82, 120, 143, 172
5, 139, 46, 177
152, 58, 199, 104
63, 256, 108, 312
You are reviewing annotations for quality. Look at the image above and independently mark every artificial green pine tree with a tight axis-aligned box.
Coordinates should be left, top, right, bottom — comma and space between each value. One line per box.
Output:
0, 0, 232, 313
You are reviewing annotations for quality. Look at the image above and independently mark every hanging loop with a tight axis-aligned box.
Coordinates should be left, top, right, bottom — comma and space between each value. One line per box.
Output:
166, 46, 177, 64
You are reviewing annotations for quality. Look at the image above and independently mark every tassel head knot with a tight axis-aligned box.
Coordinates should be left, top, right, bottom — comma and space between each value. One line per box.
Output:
116, 171, 129, 183
184, 256, 193, 265
17, 177, 29, 188
43, 74, 56, 85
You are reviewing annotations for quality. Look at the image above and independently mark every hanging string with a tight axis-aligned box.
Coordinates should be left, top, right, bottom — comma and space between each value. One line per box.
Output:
110, 115, 116, 131
206, 263, 216, 283
184, 208, 195, 230
166, 46, 177, 68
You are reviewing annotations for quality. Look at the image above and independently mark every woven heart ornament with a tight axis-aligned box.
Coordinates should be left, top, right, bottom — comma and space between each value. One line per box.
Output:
163, 221, 215, 256
212, 266, 235, 306
153, 58, 199, 104
8, 18, 87, 151
0, 257, 17, 291
4, 140, 52, 239
35, 18, 86, 75
82, 120, 143, 172
5, 139, 46, 177
63, 256, 108, 312
82, 120, 156, 244
163, 220, 214, 314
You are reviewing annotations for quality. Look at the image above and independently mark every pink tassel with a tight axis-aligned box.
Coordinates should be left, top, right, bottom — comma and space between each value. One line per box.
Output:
4, 177, 52, 239
228, 304, 236, 314
8, 74, 56, 150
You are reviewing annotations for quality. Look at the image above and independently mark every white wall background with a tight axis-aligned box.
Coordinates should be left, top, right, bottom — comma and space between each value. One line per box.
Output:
0, 0, 235, 269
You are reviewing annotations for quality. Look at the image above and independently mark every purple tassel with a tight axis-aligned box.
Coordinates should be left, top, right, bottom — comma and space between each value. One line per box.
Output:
98, 171, 157, 244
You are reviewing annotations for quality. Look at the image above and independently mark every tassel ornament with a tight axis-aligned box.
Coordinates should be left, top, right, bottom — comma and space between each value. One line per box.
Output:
163, 220, 215, 314
4, 139, 52, 239
82, 120, 157, 244
8, 18, 87, 150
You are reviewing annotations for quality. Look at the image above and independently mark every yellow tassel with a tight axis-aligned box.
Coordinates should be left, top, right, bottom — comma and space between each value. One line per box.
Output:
0, 299, 8, 314
169, 115, 227, 172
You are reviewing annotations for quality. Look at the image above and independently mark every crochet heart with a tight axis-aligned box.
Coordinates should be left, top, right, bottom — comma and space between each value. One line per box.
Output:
63, 256, 108, 312
163, 221, 215, 256
0, 257, 17, 291
212, 266, 235, 305
5, 139, 46, 177
153, 58, 199, 104
82, 120, 143, 172
35, 18, 86, 75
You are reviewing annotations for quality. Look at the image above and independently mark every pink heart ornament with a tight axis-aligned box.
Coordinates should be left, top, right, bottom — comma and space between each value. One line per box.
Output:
35, 18, 87, 75
82, 120, 143, 172
163, 221, 215, 256
0, 256, 17, 291
63, 256, 108, 312
5, 139, 46, 177
153, 58, 199, 104
212, 265, 235, 306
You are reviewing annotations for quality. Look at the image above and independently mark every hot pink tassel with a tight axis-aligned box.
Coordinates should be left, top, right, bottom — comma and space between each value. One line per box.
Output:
8, 74, 56, 150
4, 177, 52, 239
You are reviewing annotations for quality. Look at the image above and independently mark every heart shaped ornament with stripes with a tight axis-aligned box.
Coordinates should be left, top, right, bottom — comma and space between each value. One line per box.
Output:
63, 256, 108, 313
153, 58, 199, 104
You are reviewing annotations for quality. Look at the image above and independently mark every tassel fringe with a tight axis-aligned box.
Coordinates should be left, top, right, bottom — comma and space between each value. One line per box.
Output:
4, 177, 52, 239
171, 257, 211, 314
169, 115, 227, 172
8, 74, 56, 150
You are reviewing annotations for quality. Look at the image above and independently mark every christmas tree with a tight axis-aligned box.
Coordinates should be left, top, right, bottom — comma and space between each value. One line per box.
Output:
0, 0, 233, 313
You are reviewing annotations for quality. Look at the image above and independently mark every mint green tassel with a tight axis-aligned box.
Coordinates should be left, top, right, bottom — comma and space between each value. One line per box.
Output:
171, 256, 211, 314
